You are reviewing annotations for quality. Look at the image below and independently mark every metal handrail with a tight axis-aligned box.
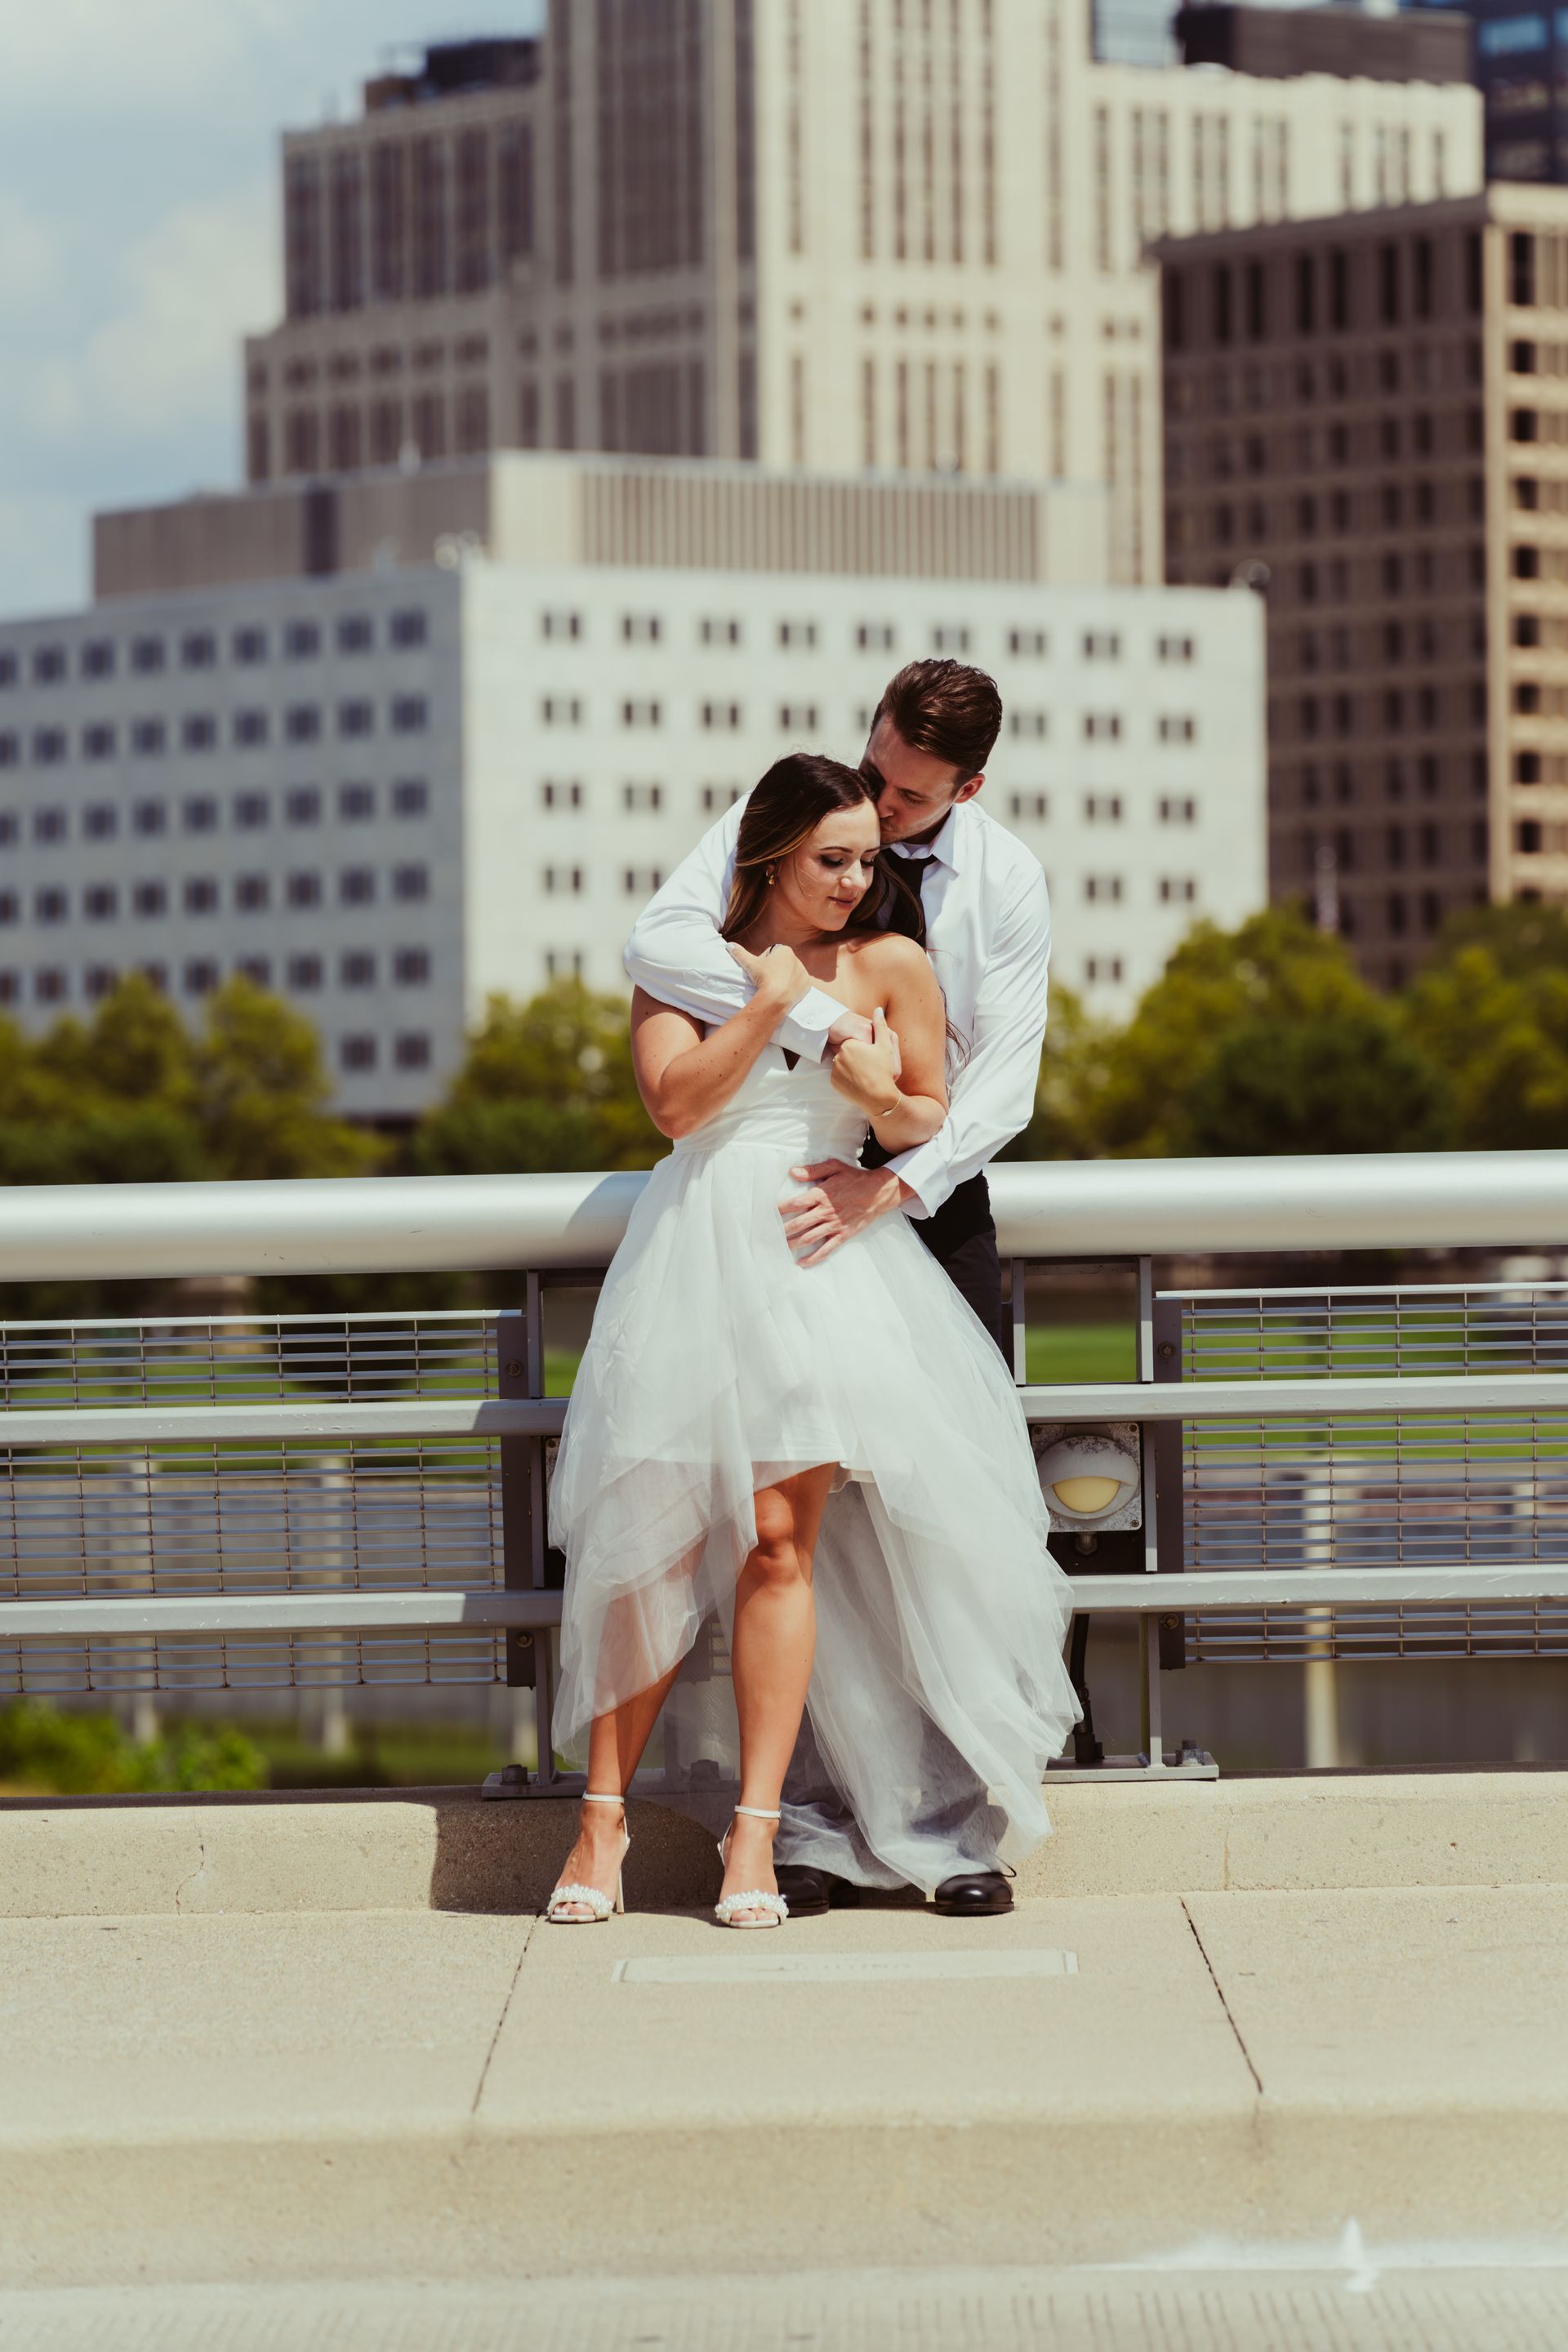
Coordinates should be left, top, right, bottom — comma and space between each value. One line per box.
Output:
3, 1147, 1568, 1281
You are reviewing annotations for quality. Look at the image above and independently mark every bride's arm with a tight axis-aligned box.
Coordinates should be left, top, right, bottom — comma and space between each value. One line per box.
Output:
829, 938, 948, 1152
631, 946, 813, 1139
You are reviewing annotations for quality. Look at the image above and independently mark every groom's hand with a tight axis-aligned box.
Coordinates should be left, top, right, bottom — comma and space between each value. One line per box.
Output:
782, 1160, 913, 1267
826, 1010, 902, 1076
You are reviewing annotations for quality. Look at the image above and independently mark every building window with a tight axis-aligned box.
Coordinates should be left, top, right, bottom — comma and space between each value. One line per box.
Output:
1007, 629, 1048, 657
544, 866, 585, 894
1084, 631, 1121, 659
287, 955, 324, 990
621, 614, 663, 644
701, 618, 742, 647
232, 628, 268, 665
285, 706, 322, 742
393, 948, 431, 985
391, 694, 430, 734
132, 801, 167, 836
82, 724, 116, 761
1084, 956, 1125, 985
394, 1032, 431, 1070
336, 615, 374, 653
1158, 715, 1197, 743
1158, 796, 1198, 823
624, 867, 664, 894
392, 779, 429, 817
541, 780, 583, 809
83, 805, 118, 840
339, 783, 376, 820
234, 792, 270, 829
130, 637, 166, 675
286, 787, 323, 824
83, 886, 118, 922
33, 808, 65, 844
778, 703, 820, 731
542, 696, 584, 725
390, 610, 428, 648
1008, 712, 1049, 740
392, 863, 429, 902
1009, 792, 1049, 820
33, 888, 66, 924
339, 1036, 378, 1072
931, 626, 972, 654
234, 710, 269, 748
338, 700, 375, 738
1085, 794, 1124, 822
81, 640, 116, 680
621, 700, 662, 728
1158, 877, 1198, 903
132, 882, 167, 917
180, 632, 216, 669
1084, 875, 1124, 902
234, 875, 270, 912
1084, 714, 1122, 741
234, 957, 273, 988
541, 612, 582, 641
339, 867, 375, 905
702, 702, 742, 731
84, 965, 118, 1000
284, 621, 322, 659
341, 951, 377, 988
777, 621, 819, 650
702, 784, 743, 812
0, 736, 16, 767
182, 715, 217, 751
622, 784, 663, 812
183, 797, 217, 832
33, 969, 68, 1003
286, 871, 323, 908
126, 720, 163, 757
184, 878, 220, 915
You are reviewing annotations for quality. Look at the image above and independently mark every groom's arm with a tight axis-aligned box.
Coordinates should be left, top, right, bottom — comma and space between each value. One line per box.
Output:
885, 865, 1052, 1218
622, 795, 847, 1062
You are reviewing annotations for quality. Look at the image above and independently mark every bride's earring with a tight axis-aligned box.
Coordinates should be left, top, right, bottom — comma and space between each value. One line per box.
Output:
765, 863, 777, 886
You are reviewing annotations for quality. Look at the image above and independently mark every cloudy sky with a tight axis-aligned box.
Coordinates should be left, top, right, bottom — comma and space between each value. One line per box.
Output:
0, 0, 545, 621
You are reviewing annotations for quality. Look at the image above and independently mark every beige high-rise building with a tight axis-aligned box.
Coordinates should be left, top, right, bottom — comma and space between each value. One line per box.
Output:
1158, 185, 1568, 990
243, 2, 1481, 586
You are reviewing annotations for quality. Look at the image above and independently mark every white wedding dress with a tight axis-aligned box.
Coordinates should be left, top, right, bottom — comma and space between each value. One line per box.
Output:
550, 1045, 1081, 1891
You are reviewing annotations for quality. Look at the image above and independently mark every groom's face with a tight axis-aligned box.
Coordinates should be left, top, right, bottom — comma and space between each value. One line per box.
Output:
859, 716, 983, 846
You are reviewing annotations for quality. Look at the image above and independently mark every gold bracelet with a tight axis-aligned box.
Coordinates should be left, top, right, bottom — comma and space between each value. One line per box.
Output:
868, 1095, 902, 1120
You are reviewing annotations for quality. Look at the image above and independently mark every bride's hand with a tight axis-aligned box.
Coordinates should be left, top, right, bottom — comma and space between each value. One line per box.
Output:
830, 1008, 903, 1116
729, 941, 813, 1013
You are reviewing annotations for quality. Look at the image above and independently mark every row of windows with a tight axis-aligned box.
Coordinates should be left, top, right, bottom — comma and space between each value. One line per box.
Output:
1165, 231, 1483, 354
1168, 343, 1481, 418
0, 611, 429, 688
1006, 791, 1199, 825
0, 699, 431, 766
1301, 821, 1486, 870
1178, 409, 1477, 480
0, 867, 431, 923
0, 956, 431, 1034
1080, 875, 1201, 906
536, 697, 1192, 742
1292, 684, 1481, 739
535, 609, 1198, 664
1295, 753, 1488, 807
0, 783, 430, 845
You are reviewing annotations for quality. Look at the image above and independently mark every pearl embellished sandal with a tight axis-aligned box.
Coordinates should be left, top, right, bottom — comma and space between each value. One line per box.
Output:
715, 1804, 789, 1930
546, 1792, 630, 1923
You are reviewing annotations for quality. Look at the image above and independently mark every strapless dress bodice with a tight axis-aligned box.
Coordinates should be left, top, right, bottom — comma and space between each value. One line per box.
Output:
670, 1049, 867, 1164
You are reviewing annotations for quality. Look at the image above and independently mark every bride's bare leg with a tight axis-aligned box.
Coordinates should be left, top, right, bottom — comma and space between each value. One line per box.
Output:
723, 1463, 836, 1918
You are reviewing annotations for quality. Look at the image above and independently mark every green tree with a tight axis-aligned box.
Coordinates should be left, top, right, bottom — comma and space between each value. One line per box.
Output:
1176, 1012, 1454, 1156
194, 978, 380, 1181
1001, 984, 1121, 1161
413, 981, 663, 1174
1401, 937, 1568, 1151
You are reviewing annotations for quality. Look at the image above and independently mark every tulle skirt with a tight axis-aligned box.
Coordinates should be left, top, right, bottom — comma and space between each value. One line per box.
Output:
549, 1131, 1081, 1891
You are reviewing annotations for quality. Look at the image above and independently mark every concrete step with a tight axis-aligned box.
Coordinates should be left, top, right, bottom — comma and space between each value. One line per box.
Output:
4, 1769, 1568, 1918
3, 1886, 1568, 2289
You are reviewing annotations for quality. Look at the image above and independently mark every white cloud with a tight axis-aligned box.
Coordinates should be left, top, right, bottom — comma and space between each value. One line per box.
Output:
25, 180, 276, 443
0, 197, 60, 302
0, 0, 294, 116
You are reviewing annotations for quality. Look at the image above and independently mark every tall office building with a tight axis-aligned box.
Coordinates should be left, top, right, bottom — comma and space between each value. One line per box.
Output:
243, 0, 1482, 584
1158, 185, 1568, 987
1407, 0, 1568, 185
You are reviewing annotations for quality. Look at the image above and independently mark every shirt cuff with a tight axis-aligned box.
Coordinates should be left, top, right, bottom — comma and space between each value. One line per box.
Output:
776, 987, 841, 1064
880, 1140, 948, 1221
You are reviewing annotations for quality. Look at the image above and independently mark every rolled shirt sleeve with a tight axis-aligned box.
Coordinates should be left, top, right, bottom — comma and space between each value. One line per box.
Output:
621, 795, 842, 1059
886, 865, 1052, 1219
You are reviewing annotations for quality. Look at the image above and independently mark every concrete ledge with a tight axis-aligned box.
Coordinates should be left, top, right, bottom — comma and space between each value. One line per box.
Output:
3, 1770, 1568, 1917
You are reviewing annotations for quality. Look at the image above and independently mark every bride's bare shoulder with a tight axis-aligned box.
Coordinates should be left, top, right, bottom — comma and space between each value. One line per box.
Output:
844, 933, 935, 987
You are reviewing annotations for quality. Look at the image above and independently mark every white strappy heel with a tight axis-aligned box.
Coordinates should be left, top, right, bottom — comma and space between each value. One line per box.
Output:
715, 1804, 789, 1930
546, 1792, 630, 1923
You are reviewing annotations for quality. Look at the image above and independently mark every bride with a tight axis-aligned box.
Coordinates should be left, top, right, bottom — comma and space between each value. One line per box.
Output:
546, 751, 1079, 1928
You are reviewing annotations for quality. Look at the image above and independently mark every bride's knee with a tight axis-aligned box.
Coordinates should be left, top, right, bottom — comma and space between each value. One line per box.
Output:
746, 1491, 811, 1593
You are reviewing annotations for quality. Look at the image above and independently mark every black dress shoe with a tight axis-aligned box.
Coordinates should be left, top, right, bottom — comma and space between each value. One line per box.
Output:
932, 1870, 1013, 1918
774, 1864, 861, 1918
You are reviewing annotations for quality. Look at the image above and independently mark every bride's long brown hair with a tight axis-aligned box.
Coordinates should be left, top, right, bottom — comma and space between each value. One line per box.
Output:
719, 753, 924, 944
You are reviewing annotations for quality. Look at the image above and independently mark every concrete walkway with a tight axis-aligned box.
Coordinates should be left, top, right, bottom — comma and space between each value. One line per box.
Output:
4, 1879, 1568, 2288
7, 2267, 1568, 2351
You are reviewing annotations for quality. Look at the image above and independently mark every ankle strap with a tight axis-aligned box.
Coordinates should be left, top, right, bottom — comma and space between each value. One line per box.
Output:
581, 1792, 626, 1806
733, 1804, 781, 1820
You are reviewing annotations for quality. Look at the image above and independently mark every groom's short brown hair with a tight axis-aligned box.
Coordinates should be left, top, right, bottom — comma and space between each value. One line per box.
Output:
871, 658, 1004, 785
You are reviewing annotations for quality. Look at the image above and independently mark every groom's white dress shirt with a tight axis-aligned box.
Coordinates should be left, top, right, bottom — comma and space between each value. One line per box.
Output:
622, 791, 1052, 1219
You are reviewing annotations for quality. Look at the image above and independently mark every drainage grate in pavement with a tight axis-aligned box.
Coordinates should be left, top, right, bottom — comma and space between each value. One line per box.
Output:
7, 2270, 1568, 2351
610, 1949, 1080, 1986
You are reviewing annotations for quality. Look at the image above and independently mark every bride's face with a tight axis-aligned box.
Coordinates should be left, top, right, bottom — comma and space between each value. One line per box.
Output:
782, 804, 882, 931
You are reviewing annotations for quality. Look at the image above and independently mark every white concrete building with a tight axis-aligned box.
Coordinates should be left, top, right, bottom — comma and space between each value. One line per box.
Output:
0, 544, 1264, 1119
242, 2, 1482, 586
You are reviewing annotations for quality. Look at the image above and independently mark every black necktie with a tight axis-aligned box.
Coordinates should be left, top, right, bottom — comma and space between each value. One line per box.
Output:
880, 851, 933, 942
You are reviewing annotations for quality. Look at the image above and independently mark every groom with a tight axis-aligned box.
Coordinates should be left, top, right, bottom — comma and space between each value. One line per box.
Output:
623, 657, 1053, 1917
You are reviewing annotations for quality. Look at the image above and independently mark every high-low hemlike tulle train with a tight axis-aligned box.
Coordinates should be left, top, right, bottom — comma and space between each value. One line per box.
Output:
549, 1046, 1080, 1891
